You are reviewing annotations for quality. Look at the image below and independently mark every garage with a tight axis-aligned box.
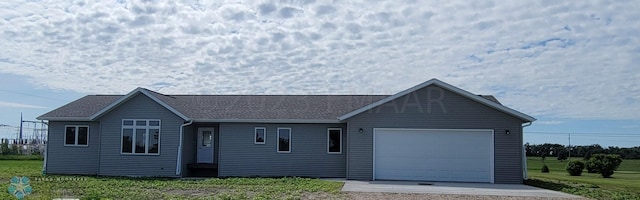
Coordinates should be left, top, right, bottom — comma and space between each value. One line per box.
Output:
373, 128, 494, 183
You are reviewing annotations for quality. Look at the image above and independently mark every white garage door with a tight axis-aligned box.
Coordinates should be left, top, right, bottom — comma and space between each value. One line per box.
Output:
374, 129, 494, 183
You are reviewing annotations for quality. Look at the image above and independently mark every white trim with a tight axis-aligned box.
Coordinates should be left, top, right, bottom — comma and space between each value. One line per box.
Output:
254, 127, 266, 144
277, 127, 291, 153
372, 128, 376, 180
37, 117, 92, 121
176, 120, 193, 175
372, 128, 495, 183
90, 88, 190, 121
120, 119, 161, 156
490, 130, 495, 183
337, 79, 536, 122
327, 128, 342, 154
63, 125, 90, 147
193, 119, 341, 124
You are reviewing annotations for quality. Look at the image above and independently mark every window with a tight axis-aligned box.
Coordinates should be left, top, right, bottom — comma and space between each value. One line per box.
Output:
328, 128, 342, 154
201, 130, 212, 147
121, 119, 160, 155
64, 125, 89, 146
277, 128, 291, 153
254, 127, 266, 144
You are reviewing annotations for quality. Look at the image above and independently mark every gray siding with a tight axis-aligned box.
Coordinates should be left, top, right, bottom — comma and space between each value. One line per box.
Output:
219, 123, 347, 178
96, 94, 184, 177
346, 85, 525, 184
45, 121, 100, 175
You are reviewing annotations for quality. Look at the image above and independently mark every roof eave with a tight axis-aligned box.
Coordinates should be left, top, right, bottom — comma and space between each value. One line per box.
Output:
192, 119, 342, 124
35, 117, 92, 121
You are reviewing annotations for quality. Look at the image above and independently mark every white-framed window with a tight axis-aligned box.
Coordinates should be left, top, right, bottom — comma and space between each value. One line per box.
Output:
64, 125, 89, 146
121, 119, 161, 155
327, 128, 342, 154
254, 127, 266, 144
277, 128, 291, 153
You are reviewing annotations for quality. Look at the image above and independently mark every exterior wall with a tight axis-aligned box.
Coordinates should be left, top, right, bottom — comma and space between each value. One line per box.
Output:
181, 125, 195, 176
346, 85, 525, 184
45, 121, 101, 175
96, 94, 184, 177
219, 123, 347, 178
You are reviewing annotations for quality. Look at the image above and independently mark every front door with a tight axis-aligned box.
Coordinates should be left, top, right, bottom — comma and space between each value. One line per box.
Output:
197, 128, 214, 163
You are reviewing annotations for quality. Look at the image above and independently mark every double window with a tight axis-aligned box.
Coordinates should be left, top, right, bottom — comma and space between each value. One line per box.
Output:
254, 127, 266, 144
328, 128, 342, 154
277, 128, 291, 153
121, 119, 161, 155
64, 125, 89, 146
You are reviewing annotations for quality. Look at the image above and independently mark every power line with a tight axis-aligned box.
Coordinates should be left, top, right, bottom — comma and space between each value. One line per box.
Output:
526, 131, 639, 137
0, 88, 69, 102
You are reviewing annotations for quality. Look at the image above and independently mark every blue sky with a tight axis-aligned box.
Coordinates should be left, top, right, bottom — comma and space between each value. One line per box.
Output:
0, 0, 638, 147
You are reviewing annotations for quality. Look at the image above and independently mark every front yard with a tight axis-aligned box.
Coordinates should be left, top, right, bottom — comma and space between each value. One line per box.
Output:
526, 156, 640, 200
1, 160, 345, 200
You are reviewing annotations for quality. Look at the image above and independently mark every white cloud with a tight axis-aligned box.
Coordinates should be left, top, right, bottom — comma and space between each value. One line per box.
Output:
0, 101, 46, 109
0, 0, 638, 120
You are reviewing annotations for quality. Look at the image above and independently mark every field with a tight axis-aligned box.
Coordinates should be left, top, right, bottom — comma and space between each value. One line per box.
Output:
0, 160, 345, 200
527, 156, 640, 200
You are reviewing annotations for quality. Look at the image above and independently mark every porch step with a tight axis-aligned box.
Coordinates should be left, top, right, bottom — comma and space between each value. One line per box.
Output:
187, 163, 218, 169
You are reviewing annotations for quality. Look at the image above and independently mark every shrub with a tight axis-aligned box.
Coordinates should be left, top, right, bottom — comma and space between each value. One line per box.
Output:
585, 154, 623, 178
565, 160, 585, 176
585, 160, 599, 173
541, 164, 550, 173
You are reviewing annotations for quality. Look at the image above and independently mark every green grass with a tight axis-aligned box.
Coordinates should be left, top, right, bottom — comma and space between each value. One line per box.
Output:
0, 155, 44, 160
527, 156, 640, 200
1, 160, 345, 200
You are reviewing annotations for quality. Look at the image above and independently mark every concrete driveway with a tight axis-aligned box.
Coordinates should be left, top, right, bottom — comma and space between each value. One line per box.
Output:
341, 180, 582, 198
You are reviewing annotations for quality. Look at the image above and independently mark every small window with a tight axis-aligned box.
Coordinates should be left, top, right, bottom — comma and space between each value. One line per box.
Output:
64, 125, 89, 146
328, 128, 342, 154
254, 127, 266, 144
277, 128, 291, 153
202, 130, 212, 147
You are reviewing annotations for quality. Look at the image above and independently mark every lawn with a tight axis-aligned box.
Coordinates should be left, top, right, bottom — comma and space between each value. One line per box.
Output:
1, 160, 345, 200
527, 156, 640, 200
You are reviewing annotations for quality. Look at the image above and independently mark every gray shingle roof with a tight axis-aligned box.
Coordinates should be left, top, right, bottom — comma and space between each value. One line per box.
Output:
37, 88, 503, 121
38, 91, 389, 121
38, 95, 122, 119
147, 93, 390, 120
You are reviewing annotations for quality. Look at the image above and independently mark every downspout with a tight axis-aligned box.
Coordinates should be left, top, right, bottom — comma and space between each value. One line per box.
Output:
522, 122, 533, 180
176, 120, 193, 176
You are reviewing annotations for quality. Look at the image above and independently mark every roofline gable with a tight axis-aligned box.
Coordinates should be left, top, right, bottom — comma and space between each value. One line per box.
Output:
337, 79, 536, 122
89, 88, 190, 121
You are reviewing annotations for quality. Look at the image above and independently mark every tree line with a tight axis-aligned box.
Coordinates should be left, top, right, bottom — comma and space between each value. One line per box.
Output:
525, 143, 640, 160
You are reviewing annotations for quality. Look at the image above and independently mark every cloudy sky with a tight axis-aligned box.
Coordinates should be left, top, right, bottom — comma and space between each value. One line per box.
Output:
0, 0, 638, 147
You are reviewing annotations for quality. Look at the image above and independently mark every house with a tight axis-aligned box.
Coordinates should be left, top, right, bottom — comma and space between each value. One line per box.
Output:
37, 79, 535, 184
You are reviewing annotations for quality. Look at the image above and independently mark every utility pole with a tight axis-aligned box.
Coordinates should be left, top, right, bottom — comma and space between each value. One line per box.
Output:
568, 133, 571, 160
19, 112, 23, 144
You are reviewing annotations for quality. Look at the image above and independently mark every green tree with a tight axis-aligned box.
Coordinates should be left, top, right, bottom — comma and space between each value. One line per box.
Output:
586, 154, 623, 178
0, 139, 10, 155
565, 160, 585, 176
